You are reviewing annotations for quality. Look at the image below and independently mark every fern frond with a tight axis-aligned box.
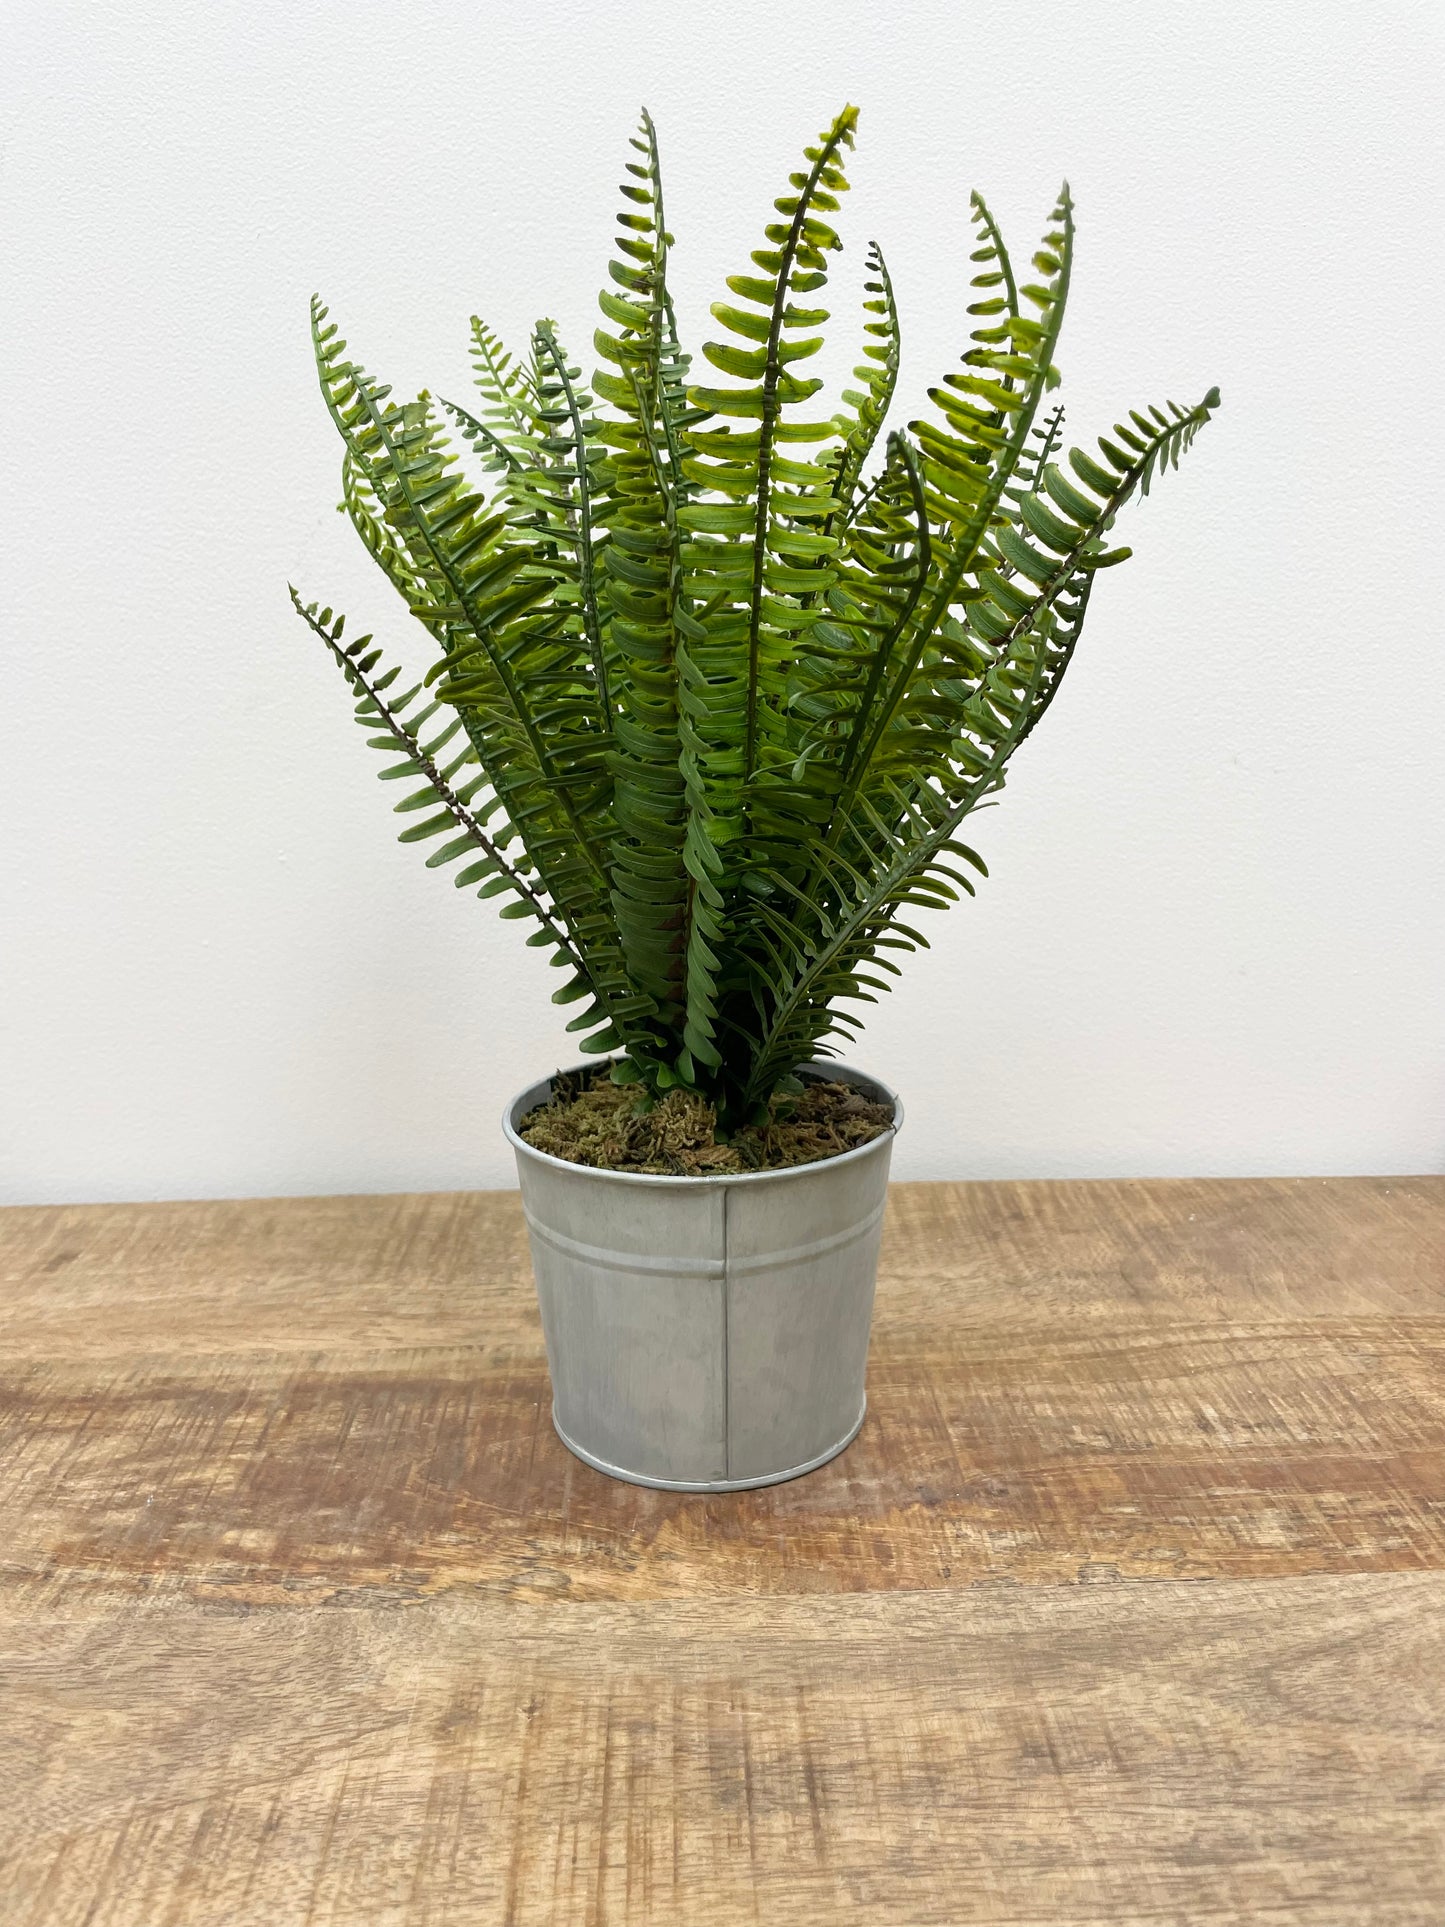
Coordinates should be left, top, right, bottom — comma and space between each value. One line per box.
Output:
310, 299, 661, 1059
470, 318, 544, 457
741, 630, 1054, 1099
588, 109, 727, 1077
827, 241, 901, 528
783, 185, 1076, 868
966, 190, 1019, 328
687, 104, 858, 786
1011, 402, 1066, 498
289, 590, 595, 983
444, 393, 526, 482
965, 387, 1218, 662
299, 113, 1219, 1115
530, 324, 611, 729
731, 383, 1218, 1097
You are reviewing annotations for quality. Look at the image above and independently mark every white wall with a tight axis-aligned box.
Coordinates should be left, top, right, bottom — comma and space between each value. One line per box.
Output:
3, 0, 1443, 1202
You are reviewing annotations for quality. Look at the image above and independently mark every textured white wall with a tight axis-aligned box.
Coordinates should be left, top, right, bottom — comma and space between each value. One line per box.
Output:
3, 0, 1443, 1202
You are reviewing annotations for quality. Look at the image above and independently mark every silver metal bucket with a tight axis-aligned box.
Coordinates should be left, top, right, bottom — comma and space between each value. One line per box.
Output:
504, 1060, 901, 1492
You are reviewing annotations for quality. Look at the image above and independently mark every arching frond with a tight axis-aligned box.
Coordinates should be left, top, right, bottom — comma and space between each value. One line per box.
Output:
828, 241, 901, 528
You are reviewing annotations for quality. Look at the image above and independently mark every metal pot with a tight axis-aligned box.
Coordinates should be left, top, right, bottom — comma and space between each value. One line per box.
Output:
503, 1060, 901, 1492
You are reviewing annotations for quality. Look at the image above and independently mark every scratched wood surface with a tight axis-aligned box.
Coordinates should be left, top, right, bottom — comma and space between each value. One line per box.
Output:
1, 1176, 1442, 1923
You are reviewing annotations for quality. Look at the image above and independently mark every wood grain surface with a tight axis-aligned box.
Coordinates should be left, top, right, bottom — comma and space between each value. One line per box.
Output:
1, 1176, 1442, 1923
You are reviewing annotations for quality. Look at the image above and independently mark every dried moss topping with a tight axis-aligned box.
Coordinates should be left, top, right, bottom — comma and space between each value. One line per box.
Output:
517, 1070, 893, 1176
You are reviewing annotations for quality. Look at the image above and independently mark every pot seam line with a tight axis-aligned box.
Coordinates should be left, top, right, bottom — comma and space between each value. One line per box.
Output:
722, 1183, 731, 1482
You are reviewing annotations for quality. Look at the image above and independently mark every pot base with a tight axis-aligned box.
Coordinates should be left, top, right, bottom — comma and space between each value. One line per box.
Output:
551, 1399, 867, 1493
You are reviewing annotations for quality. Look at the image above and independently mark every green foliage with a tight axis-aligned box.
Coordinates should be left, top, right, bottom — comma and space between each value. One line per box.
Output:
296, 105, 1218, 1121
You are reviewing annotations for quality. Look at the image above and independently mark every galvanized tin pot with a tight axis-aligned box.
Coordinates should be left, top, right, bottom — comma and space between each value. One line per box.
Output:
504, 1060, 901, 1492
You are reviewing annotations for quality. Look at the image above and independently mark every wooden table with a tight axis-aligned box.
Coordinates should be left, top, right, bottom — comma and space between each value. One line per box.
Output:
2, 1177, 1443, 1925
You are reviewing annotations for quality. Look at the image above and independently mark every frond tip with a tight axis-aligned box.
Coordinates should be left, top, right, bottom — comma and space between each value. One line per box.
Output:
296, 112, 1219, 1115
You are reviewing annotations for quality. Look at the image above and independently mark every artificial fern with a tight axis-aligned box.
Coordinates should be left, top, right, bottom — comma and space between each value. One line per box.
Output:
295, 105, 1217, 1124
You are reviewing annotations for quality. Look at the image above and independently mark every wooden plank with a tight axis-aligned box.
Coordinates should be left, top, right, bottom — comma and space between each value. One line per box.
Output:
0, 1190, 539, 1360
1, 1572, 1442, 1925
1, 1178, 1442, 1921
3, 1178, 1441, 1358
1, 1180, 1441, 1608
3, 1311, 1444, 1608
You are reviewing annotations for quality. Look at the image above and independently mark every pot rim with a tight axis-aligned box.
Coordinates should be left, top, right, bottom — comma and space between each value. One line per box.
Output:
503, 1055, 903, 1190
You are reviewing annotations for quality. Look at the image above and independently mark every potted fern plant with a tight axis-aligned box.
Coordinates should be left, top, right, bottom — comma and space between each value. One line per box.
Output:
294, 105, 1216, 1491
